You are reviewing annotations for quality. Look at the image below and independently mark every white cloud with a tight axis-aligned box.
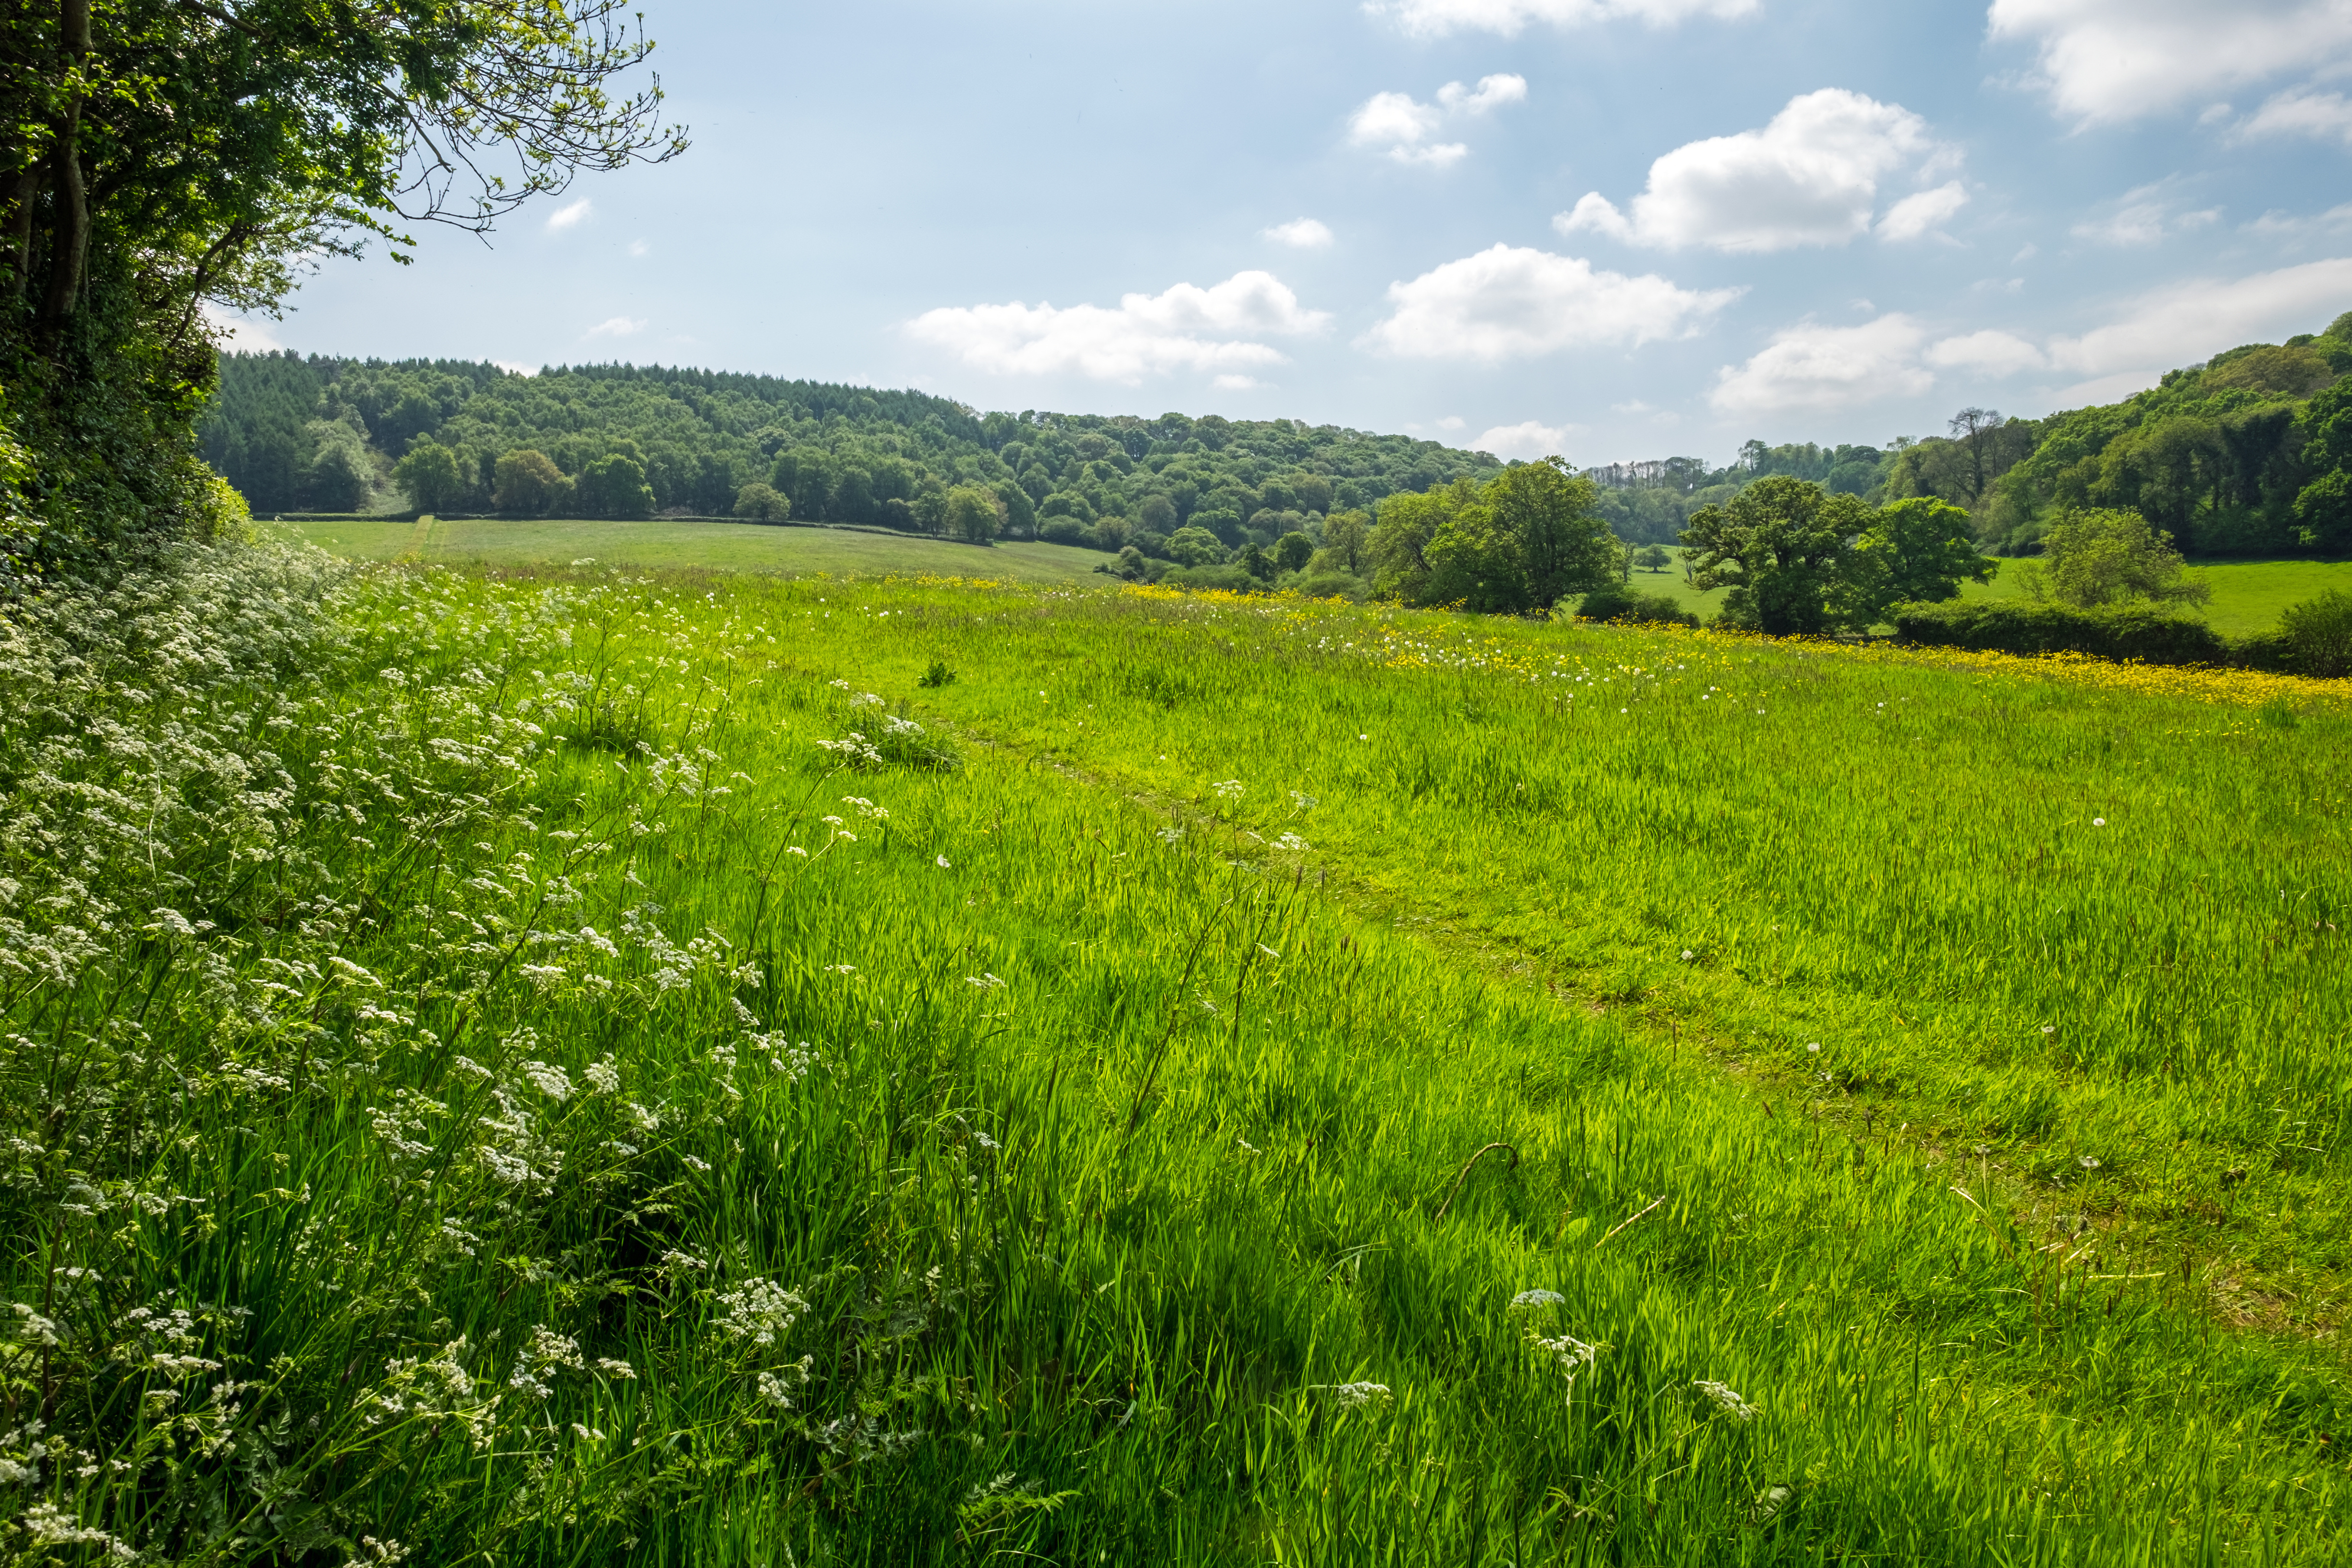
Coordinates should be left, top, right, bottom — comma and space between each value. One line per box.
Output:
627, 239, 650, 257
1213, 374, 1264, 391
1471, 419, 1581, 459
1364, 244, 1742, 362
494, 361, 540, 378
1348, 74, 1525, 167
1710, 314, 1934, 415
2069, 183, 2221, 246
2045, 256, 2352, 376
546, 197, 593, 233
1264, 217, 1335, 249
1371, 0, 1757, 37
1556, 90, 1948, 252
2245, 202, 2352, 236
905, 271, 1329, 383
1988, 0, 2352, 126
1437, 415, 1467, 429
2235, 86, 2352, 145
1925, 330, 2047, 376
200, 302, 283, 352
585, 316, 645, 338
1439, 74, 1529, 113
1876, 181, 1971, 242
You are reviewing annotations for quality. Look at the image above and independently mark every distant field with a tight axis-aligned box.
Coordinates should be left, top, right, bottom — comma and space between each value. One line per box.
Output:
1631, 547, 2352, 636
263, 513, 1110, 585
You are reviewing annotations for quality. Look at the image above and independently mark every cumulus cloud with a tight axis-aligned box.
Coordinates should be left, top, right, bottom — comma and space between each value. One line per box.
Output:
1364, 244, 1741, 362
1471, 419, 1582, 459
2234, 85, 2352, 145
584, 316, 645, 338
906, 271, 1329, 383
1556, 90, 1955, 252
1876, 181, 1971, 242
1371, 0, 1757, 37
1348, 74, 1525, 167
545, 197, 593, 233
1988, 0, 2352, 126
1925, 330, 2048, 376
1213, 374, 1264, 391
1710, 314, 1933, 415
1264, 217, 1335, 248
2045, 256, 2352, 379
2069, 183, 2221, 246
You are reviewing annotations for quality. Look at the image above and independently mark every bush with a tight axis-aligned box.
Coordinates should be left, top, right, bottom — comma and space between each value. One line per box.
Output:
1161, 563, 1259, 594
2278, 589, 2352, 677
1286, 569, 1368, 601
1573, 585, 1698, 626
1037, 516, 1090, 547
1891, 600, 2227, 663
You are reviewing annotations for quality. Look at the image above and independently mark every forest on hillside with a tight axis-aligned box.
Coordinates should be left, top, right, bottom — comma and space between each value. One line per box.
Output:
198, 355, 1507, 559
200, 306, 2352, 568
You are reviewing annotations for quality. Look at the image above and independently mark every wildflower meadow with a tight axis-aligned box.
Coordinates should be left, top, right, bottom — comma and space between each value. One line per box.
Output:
2, 550, 2347, 1565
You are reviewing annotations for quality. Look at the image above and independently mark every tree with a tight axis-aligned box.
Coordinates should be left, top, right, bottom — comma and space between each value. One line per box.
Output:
1137, 493, 1178, 534
1164, 525, 1226, 567
394, 439, 464, 513
1680, 475, 1872, 635
2034, 508, 2208, 609
1316, 509, 1370, 575
1481, 458, 1623, 607
2, 0, 685, 568
1237, 542, 1274, 581
2295, 379, 2352, 553
576, 453, 654, 519
944, 483, 1000, 545
2279, 588, 2352, 677
1635, 544, 1671, 573
1848, 497, 1995, 617
1948, 408, 2005, 503
734, 481, 787, 522
493, 449, 568, 515
1273, 530, 1313, 573
305, 441, 370, 512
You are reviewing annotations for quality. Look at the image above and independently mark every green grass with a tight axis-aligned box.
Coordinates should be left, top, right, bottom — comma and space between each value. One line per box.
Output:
1626, 549, 2352, 637
6, 552, 2349, 1564
262, 511, 1111, 584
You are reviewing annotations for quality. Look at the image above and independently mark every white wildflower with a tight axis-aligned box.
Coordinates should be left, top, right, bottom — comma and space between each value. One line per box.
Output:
715, 1278, 807, 1347
1695, 1379, 1758, 1422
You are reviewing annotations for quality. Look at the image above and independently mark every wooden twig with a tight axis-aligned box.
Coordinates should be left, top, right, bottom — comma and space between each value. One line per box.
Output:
1431, 1142, 1519, 1225
1593, 1193, 1665, 1250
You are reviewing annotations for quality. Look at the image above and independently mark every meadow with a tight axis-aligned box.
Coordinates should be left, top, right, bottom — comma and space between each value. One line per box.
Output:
263, 512, 1110, 584
4, 549, 2348, 1565
267, 515, 2352, 638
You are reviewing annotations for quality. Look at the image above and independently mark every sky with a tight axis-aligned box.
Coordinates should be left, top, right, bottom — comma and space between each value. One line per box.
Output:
219, 0, 2352, 469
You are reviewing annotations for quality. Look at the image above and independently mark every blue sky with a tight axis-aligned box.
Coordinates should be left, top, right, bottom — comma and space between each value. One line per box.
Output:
222, 0, 2352, 468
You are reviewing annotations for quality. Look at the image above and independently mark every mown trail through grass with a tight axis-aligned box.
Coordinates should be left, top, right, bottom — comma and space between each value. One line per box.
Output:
3, 552, 2346, 1565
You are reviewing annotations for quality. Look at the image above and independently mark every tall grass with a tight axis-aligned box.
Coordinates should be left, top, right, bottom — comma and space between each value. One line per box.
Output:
1, 551, 2344, 1564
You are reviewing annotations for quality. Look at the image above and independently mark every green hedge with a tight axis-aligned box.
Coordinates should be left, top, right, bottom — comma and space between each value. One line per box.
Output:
1890, 600, 2229, 664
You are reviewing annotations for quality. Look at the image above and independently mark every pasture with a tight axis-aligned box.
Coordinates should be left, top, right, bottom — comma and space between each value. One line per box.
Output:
6, 552, 2347, 1564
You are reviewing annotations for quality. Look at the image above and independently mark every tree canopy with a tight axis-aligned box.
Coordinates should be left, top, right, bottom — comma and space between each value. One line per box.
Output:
1, 1, 683, 573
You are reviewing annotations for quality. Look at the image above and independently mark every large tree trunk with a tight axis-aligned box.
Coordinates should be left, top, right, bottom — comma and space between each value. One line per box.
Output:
39, 0, 92, 324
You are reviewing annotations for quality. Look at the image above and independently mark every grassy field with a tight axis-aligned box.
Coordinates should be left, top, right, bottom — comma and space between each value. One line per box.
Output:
1627, 549, 2352, 636
263, 511, 1111, 584
6, 552, 2350, 1564
272, 517, 2352, 637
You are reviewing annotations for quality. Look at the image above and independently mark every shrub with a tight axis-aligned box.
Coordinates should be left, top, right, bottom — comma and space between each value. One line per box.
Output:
2278, 588, 2352, 677
1573, 585, 1698, 626
1286, 569, 1368, 601
1891, 600, 2227, 663
1037, 516, 1090, 547
1161, 563, 1258, 594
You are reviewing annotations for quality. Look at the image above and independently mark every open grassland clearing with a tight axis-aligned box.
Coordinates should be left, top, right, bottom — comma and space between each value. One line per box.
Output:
262, 512, 1110, 584
1629, 548, 2352, 637
3, 551, 2347, 1564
